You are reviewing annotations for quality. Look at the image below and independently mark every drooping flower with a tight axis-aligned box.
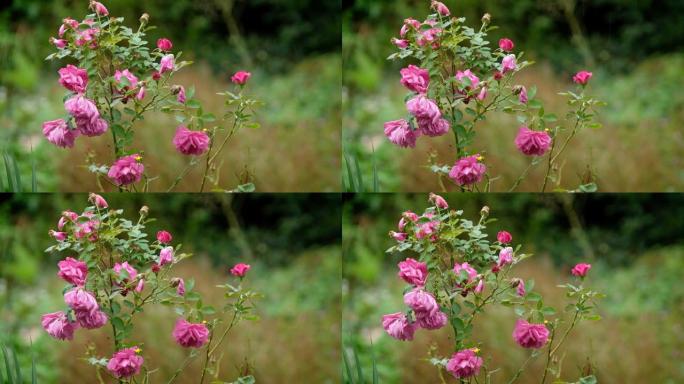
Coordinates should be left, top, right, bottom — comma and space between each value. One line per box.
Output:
515, 278, 526, 297
404, 289, 439, 317
58, 18, 79, 38
76, 309, 108, 329
446, 349, 483, 378
89, 193, 108, 209
406, 95, 441, 124
391, 38, 409, 49
173, 126, 210, 156
501, 54, 517, 73
400, 65, 430, 94
58, 64, 88, 93
390, 231, 407, 242
400, 18, 422, 38
515, 126, 552, 156
157, 38, 173, 51
497, 230, 512, 244
417, 310, 447, 330
573, 71, 593, 85
231, 71, 251, 85
65, 94, 99, 121
519, 86, 528, 104
42, 119, 79, 148
431, 1, 450, 16
397, 258, 428, 287
513, 319, 549, 349
429, 193, 448, 209
176, 85, 186, 104
418, 117, 450, 137
172, 318, 210, 348
499, 38, 515, 52
57, 257, 88, 286
91, 1, 109, 16
157, 230, 173, 244
384, 119, 420, 148
230, 263, 251, 277
381, 312, 416, 341
50, 230, 67, 241
497, 247, 514, 268
108, 154, 144, 186
159, 54, 175, 74
107, 347, 144, 378
77, 117, 108, 137
41, 311, 78, 340
51, 38, 67, 48
158, 247, 174, 266
449, 155, 486, 186
176, 278, 185, 296
113, 261, 138, 285
571, 263, 592, 277
64, 287, 99, 314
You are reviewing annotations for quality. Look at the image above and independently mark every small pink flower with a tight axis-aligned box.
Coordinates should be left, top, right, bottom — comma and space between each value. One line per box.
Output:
91, 1, 109, 16
497, 231, 512, 244
391, 38, 409, 49
477, 87, 488, 101
159, 54, 175, 74
157, 38, 173, 51
446, 349, 483, 378
515, 278, 526, 297
114, 69, 139, 91
513, 319, 549, 349
501, 54, 517, 73
404, 289, 439, 317
429, 193, 448, 209
400, 18, 421, 38
499, 38, 515, 52
497, 247, 514, 268
416, 221, 439, 240
113, 261, 138, 284
176, 278, 185, 296
135, 279, 145, 293
416, 28, 442, 47
136, 86, 146, 100
43, 119, 79, 148
453, 262, 478, 285
77, 117, 108, 137
406, 95, 441, 123
173, 126, 210, 156
519, 86, 528, 104
455, 69, 480, 90
158, 246, 174, 266
449, 155, 486, 186
390, 231, 407, 242
157, 230, 173, 244
176, 85, 186, 104
173, 318, 210, 348
381, 312, 416, 341
50, 230, 67, 241
58, 64, 88, 93
400, 65, 430, 94
58, 18, 79, 38
384, 119, 419, 148
76, 310, 108, 329
57, 257, 88, 286
107, 347, 144, 378
573, 71, 593, 85
418, 117, 450, 137
571, 263, 592, 277
51, 38, 67, 48
397, 258, 428, 287
89, 193, 108, 209
230, 263, 251, 277
231, 71, 251, 85
42, 311, 78, 340
65, 94, 99, 121
515, 126, 552, 156
431, 1, 450, 16
108, 154, 144, 186
64, 287, 99, 313
74, 220, 99, 241
417, 310, 447, 330
474, 278, 485, 294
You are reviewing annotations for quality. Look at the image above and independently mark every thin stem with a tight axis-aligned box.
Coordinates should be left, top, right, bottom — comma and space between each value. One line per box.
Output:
508, 160, 536, 192
166, 350, 198, 384
166, 158, 199, 192
542, 105, 585, 192
200, 117, 241, 192
507, 353, 536, 384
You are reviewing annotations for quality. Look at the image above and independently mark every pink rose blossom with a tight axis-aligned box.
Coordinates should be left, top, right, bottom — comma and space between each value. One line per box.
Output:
158, 247, 174, 266
114, 69, 139, 90
173, 318, 210, 348
431, 1, 450, 16
77, 117, 108, 137
571, 263, 592, 277
89, 193, 108, 209
135, 279, 145, 293
76, 309, 108, 329
173, 126, 210, 155
400, 18, 421, 38
43, 119, 79, 148
384, 119, 420, 148
397, 258, 428, 287
41, 311, 78, 340
58, 64, 88, 93
501, 54, 517, 73
573, 71, 593, 85
51, 38, 67, 48
497, 230, 512, 244
91, 1, 109, 16
176, 278, 185, 296
113, 261, 138, 284
64, 287, 99, 313
455, 69, 480, 89
136, 86, 146, 100
382, 312, 416, 341
519, 86, 528, 104
417, 28, 442, 47
499, 38, 515, 52
474, 278, 485, 294
400, 65, 430, 94
446, 349, 483, 378
404, 289, 439, 316
515, 278, 526, 297
230, 263, 251, 277
57, 257, 88, 286
418, 117, 450, 137
429, 193, 448, 209
417, 310, 447, 330
157, 230, 173, 244
107, 347, 144, 378
108, 155, 144, 186
231, 71, 252, 85
513, 319, 549, 348
390, 231, 407, 242
477, 87, 488, 101
406, 95, 441, 123
453, 262, 478, 284
416, 221, 439, 240
159, 54, 175, 74
65, 94, 99, 121
498, 247, 514, 268
50, 230, 67, 241
157, 38, 173, 51
58, 18, 79, 38
515, 126, 552, 156
176, 85, 186, 104
391, 38, 409, 49
449, 155, 486, 186
74, 220, 99, 241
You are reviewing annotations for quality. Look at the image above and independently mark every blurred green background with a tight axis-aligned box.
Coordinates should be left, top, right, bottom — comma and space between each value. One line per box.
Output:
0, 0, 341, 192
343, 0, 684, 192
0, 193, 341, 383
343, 193, 684, 383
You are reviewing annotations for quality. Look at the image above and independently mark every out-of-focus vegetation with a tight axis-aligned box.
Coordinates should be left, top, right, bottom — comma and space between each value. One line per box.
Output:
0, 194, 341, 383
1, 0, 341, 192
343, 0, 684, 191
343, 193, 684, 383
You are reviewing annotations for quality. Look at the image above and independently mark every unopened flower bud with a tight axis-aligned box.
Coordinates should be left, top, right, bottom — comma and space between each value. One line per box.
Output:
513, 85, 524, 95
170, 277, 181, 288
171, 85, 182, 95
139, 205, 149, 218
139, 13, 149, 26
481, 13, 491, 26
480, 206, 490, 218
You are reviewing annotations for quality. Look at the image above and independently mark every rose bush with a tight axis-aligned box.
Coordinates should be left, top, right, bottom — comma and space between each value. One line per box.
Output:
385, 1, 605, 192
41, 193, 260, 383
43, 1, 262, 192
382, 193, 604, 383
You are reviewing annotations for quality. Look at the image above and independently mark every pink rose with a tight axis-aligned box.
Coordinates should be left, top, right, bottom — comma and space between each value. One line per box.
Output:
513, 319, 549, 348
497, 231, 512, 244
381, 312, 416, 341
74, 219, 99, 241
108, 154, 144, 186
446, 349, 483, 378
91, 1, 109, 16
497, 247, 514, 268
89, 193, 108, 209
400, 65, 430, 94
571, 263, 591, 277
400, 18, 422, 38
58, 18, 79, 38
136, 86, 146, 100
391, 38, 409, 49
453, 262, 478, 285
477, 87, 488, 101
173, 318, 210, 348
107, 347, 144, 378
384, 119, 420, 148
158, 246, 174, 266
449, 155, 486, 186
135, 279, 145, 293
113, 261, 138, 284
417, 28, 442, 47
64, 287, 99, 313
499, 38, 515, 52
455, 69, 480, 90
501, 54, 517, 73
58, 64, 88, 93
41, 311, 78, 340
404, 289, 439, 316
176, 85, 186, 104
43, 119, 79, 148
76, 309, 108, 329
57, 257, 88, 286
573, 71, 593, 85
77, 117, 108, 137
65, 94, 99, 121
157, 38, 173, 51
230, 263, 251, 277
418, 117, 450, 137
515, 278, 526, 297
397, 258, 428, 287
429, 193, 448, 209
519, 86, 528, 104
406, 95, 441, 123
159, 54, 175, 74
416, 221, 439, 240
390, 231, 407, 242
515, 126, 552, 156
474, 278, 485, 294
173, 126, 210, 156
157, 230, 173, 244
50, 230, 67, 241
417, 310, 447, 330
75, 27, 99, 48
231, 71, 252, 85
51, 38, 67, 48
176, 278, 185, 296
114, 69, 139, 91
431, 1, 450, 16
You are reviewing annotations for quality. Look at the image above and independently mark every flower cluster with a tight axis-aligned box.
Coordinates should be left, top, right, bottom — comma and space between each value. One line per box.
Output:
382, 194, 603, 381
43, 2, 260, 192
41, 195, 259, 382
385, 1, 604, 192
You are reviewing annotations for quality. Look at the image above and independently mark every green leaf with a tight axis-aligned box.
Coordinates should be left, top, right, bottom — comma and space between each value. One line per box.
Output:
186, 99, 201, 109
542, 307, 557, 316
579, 183, 598, 193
